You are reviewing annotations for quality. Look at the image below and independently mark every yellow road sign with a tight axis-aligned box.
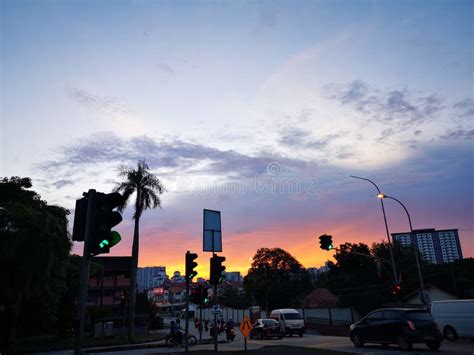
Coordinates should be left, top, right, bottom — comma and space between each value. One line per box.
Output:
239, 316, 253, 338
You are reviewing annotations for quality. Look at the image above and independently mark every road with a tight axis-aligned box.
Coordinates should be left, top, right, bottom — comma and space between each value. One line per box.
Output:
78, 329, 474, 355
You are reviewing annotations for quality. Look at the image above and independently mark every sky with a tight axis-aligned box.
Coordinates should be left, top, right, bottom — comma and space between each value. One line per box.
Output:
1, 0, 473, 278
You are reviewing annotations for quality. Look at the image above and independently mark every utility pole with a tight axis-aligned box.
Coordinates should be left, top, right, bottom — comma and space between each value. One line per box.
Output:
378, 194, 426, 305
185, 271, 189, 353
350, 176, 398, 284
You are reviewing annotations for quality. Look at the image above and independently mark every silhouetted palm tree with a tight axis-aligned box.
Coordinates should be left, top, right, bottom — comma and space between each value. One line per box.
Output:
113, 160, 165, 341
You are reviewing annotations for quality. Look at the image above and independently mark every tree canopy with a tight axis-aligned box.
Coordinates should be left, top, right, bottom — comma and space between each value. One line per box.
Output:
316, 241, 474, 315
0, 177, 72, 349
244, 247, 312, 312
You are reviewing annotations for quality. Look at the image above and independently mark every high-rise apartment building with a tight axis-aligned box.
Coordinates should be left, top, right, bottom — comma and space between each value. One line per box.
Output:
391, 228, 462, 264
137, 266, 166, 291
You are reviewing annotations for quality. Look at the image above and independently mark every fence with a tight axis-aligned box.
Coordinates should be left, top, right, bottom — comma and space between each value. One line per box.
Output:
197, 307, 257, 323
194, 306, 359, 325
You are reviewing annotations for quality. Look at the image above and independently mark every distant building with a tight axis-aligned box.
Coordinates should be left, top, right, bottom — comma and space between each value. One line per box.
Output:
392, 228, 462, 264
137, 266, 166, 291
402, 285, 456, 305
171, 271, 185, 283
307, 262, 330, 282
196, 277, 207, 284
223, 271, 243, 282
87, 256, 132, 317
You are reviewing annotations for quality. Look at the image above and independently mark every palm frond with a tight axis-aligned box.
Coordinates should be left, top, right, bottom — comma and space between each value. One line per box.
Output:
114, 160, 164, 218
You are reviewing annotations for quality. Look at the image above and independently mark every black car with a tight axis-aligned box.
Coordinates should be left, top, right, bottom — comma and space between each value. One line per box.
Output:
250, 319, 283, 340
350, 308, 443, 351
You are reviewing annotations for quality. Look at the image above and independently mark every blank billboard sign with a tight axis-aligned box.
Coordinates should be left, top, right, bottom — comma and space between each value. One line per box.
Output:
203, 209, 222, 252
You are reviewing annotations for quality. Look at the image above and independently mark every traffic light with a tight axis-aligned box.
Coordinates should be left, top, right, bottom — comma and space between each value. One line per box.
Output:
319, 234, 333, 251
391, 284, 401, 296
190, 285, 209, 305
72, 197, 87, 241
185, 251, 198, 280
190, 287, 200, 304
89, 192, 123, 255
210, 255, 226, 285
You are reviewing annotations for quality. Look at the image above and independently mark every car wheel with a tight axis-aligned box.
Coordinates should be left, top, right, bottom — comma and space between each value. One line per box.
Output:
299, 332, 303, 338
381, 343, 389, 348
426, 341, 441, 351
398, 336, 412, 351
444, 326, 458, 341
257, 332, 262, 340
278, 336, 282, 339
351, 334, 364, 348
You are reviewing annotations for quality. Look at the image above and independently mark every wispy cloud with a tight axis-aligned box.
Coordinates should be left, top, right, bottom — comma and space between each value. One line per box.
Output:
440, 129, 474, 140
68, 88, 130, 115
156, 62, 175, 76
323, 81, 445, 128
278, 128, 344, 150
453, 98, 474, 119
52, 179, 74, 189
39, 132, 312, 182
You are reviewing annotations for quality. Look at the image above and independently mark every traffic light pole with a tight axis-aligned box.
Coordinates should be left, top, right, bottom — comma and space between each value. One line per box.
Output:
185, 273, 189, 353
199, 289, 203, 344
214, 281, 218, 351
212, 251, 218, 352
74, 189, 96, 355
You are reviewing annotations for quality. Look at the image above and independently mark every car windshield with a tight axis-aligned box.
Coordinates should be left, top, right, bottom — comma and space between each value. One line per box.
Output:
262, 319, 278, 326
283, 313, 302, 320
405, 311, 432, 320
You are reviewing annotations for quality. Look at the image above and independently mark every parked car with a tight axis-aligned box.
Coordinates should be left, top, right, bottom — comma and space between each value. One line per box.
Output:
431, 299, 474, 341
269, 309, 305, 337
250, 319, 283, 340
349, 308, 442, 351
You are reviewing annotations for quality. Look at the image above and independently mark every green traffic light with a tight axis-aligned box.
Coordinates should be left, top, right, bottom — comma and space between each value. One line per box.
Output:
99, 231, 122, 249
328, 244, 333, 250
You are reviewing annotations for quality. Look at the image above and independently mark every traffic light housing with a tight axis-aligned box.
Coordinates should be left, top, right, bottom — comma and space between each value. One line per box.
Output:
186, 251, 198, 280
190, 285, 209, 305
210, 255, 226, 285
72, 197, 87, 241
190, 287, 200, 304
89, 192, 123, 255
319, 234, 333, 251
391, 284, 401, 296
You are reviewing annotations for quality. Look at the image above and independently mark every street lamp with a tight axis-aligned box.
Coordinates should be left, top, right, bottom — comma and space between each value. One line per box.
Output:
377, 193, 426, 305
350, 176, 398, 284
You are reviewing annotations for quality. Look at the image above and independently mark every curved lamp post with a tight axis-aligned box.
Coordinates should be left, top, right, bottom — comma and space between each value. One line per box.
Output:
377, 193, 426, 305
350, 175, 398, 284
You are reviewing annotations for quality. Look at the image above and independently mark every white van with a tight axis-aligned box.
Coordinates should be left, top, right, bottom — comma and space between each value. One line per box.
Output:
270, 309, 305, 337
431, 300, 474, 340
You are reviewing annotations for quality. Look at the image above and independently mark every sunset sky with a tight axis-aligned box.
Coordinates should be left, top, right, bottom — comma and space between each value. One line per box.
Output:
2, 0, 473, 278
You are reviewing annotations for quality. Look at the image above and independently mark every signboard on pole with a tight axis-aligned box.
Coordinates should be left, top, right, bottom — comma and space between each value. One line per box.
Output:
211, 304, 222, 314
203, 209, 222, 252
239, 316, 253, 337
240, 316, 253, 351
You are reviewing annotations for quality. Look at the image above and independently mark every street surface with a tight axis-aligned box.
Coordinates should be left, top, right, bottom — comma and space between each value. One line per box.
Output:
36, 328, 473, 355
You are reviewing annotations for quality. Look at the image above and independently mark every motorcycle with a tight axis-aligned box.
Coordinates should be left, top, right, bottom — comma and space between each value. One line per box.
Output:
165, 333, 181, 346
225, 326, 236, 342
165, 332, 197, 347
